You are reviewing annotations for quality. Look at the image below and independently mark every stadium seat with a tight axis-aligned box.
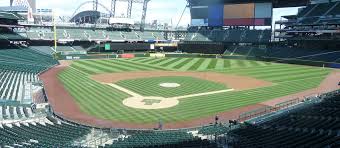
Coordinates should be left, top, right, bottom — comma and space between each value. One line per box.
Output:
229, 92, 340, 147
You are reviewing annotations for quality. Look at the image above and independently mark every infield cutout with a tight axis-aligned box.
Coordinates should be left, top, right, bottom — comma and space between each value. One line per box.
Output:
159, 83, 181, 88
105, 83, 234, 110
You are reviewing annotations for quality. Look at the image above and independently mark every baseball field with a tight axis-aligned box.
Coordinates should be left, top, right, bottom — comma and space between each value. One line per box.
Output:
54, 57, 332, 126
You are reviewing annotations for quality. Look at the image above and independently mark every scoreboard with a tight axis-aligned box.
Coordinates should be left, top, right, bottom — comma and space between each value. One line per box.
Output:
190, 2, 272, 27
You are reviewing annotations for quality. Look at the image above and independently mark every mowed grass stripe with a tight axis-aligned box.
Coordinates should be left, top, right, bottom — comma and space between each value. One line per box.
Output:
188, 58, 205, 71
141, 58, 168, 65
94, 60, 134, 71
117, 59, 168, 71
223, 64, 298, 74
215, 59, 225, 70
128, 57, 148, 62
235, 60, 247, 67
100, 60, 140, 71
229, 60, 240, 68
236, 66, 324, 78
135, 58, 160, 63
197, 58, 211, 71
167, 58, 190, 69
178, 58, 201, 71
108, 60, 153, 71
76, 60, 119, 73
159, 58, 183, 67
84, 60, 125, 73
207, 59, 218, 69
70, 63, 97, 75
268, 71, 330, 82
172, 58, 195, 69
252, 68, 328, 79
148, 58, 174, 65
242, 60, 257, 67
72, 61, 105, 74
223, 59, 231, 68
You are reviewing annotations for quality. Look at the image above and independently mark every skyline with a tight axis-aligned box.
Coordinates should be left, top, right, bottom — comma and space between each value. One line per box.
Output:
0, 0, 300, 27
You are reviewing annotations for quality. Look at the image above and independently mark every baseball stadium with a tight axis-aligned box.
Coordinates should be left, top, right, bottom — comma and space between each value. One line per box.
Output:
0, 0, 340, 147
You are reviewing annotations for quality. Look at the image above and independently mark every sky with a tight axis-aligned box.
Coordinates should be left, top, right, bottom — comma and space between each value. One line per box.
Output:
0, 0, 300, 27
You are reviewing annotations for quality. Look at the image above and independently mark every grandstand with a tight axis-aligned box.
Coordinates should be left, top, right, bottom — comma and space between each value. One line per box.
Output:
0, 117, 91, 147
228, 90, 340, 147
0, 0, 339, 147
275, 1, 340, 49
184, 29, 272, 43
26, 28, 166, 41
0, 104, 34, 120
102, 130, 216, 148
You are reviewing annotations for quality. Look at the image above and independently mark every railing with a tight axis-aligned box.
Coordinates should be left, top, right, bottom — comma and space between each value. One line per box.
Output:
238, 89, 340, 124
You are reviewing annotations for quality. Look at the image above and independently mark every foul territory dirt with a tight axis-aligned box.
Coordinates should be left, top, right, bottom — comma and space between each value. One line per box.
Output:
39, 61, 340, 129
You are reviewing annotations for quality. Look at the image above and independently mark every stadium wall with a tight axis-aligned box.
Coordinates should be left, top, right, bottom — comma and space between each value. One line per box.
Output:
178, 42, 225, 54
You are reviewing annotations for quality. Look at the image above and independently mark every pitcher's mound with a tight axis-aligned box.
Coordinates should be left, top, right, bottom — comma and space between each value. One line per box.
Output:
159, 83, 181, 88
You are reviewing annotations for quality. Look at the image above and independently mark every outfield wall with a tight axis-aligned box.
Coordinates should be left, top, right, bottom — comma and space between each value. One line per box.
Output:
56, 52, 340, 69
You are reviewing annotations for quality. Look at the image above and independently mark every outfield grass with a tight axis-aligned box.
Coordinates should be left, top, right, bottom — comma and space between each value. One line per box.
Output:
58, 58, 331, 123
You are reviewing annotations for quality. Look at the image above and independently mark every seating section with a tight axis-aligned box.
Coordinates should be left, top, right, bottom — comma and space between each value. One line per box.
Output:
0, 27, 26, 40
30, 46, 55, 55
229, 92, 340, 147
27, 28, 166, 41
265, 47, 340, 63
199, 124, 230, 135
0, 70, 38, 101
0, 33, 26, 40
328, 3, 340, 16
103, 131, 216, 148
295, 1, 340, 25
0, 48, 58, 74
184, 29, 271, 43
0, 105, 33, 120
306, 3, 334, 17
297, 4, 315, 17
0, 117, 90, 147
223, 46, 340, 63
0, 48, 57, 102
72, 46, 87, 51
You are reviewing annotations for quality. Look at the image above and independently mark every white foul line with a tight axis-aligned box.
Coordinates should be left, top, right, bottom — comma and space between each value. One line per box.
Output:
106, 83, 143, 97
168, 89, 235, 100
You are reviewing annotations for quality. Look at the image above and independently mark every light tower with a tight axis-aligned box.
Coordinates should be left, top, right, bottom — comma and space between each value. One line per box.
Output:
110, 0, 150, 31
93, 0, 98, 11
140, 0, 150, 32
10, 0, 36, 12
